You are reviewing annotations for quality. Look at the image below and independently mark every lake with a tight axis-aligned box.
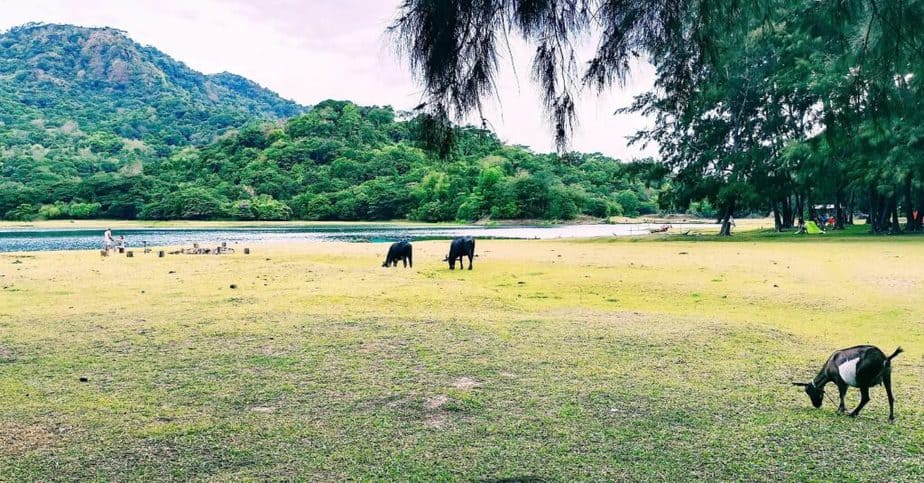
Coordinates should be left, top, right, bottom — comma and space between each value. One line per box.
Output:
0, 223, 716, 253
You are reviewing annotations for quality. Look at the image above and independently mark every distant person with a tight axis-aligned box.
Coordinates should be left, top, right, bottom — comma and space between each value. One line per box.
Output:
103, 228, 113, 252
117, 235, 126, 249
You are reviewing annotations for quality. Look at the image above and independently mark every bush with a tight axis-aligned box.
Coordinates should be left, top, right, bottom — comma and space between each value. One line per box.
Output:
687, 199, 718, 218
583, 197, 610, 218
252, 195, 292, 220
5, 203, 39, 221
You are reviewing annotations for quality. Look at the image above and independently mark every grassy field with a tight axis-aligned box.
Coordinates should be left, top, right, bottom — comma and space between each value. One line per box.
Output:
1, 236, 922, 481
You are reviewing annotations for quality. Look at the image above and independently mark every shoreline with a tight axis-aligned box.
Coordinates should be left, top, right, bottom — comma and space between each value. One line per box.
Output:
0, 216, 744, 231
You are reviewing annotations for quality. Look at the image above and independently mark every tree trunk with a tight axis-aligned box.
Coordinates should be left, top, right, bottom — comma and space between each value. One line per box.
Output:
835, 188, 845, 230
782, 196, 794, 228
916, 185, 924, 231
877, 195, 891, 233
889, 196, 901, 234
772, 201, 783, 232
846, 192, 854, 225
795, 194, 804, 224
719, 199, 736, 236
808, 198, 817, 225
904, 173, 918, 232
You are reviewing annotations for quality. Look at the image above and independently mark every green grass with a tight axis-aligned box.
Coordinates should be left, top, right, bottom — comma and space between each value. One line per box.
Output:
1, 238, 922, 481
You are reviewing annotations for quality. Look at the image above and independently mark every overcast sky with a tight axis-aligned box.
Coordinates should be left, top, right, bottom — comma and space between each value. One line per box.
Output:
0, 0, 657, 159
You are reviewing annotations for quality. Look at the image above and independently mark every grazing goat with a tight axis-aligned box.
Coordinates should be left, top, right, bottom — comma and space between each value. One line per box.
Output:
792, 345, 903, 421
382, 241, 413, 268
445, 236, 475, 270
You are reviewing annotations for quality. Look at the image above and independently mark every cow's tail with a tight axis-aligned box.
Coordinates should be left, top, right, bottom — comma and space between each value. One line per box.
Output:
885, 347, 904, 365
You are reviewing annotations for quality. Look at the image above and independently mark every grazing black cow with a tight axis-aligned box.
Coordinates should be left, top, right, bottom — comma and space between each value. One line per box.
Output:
382, 241, 413, 268
793, 345, 903, 421
445, 236, 475, 270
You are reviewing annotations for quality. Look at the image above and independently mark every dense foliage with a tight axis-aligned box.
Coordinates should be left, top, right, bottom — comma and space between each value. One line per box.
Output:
10, 100, 656, 221
0, 23, 656, 222
392, 0, 924, 234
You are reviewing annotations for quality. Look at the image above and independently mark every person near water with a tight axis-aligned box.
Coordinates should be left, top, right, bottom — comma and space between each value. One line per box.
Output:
103, 228, 113, 252
117, 235, 126, 250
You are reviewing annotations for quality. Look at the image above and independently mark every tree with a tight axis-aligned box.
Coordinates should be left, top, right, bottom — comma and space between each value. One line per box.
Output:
391, 0, 924, 235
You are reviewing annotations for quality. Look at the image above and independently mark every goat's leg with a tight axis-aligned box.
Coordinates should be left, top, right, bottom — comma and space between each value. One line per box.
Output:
836, 383, 848, 414
883, 372, 895, 421
848, 387, 871, 418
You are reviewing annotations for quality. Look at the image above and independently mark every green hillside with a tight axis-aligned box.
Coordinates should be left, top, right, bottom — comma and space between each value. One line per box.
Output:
0, 24, 657, 222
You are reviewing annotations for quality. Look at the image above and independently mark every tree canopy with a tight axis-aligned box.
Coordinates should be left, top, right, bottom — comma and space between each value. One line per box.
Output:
392, 0, 924, 234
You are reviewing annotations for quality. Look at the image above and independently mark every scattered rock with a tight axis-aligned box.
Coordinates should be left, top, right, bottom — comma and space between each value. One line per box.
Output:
79, 376, 88, 382
229, 284, 237, 289
168, 270, 176, 274
678, 252, 689, 255
11, 260, 22, 264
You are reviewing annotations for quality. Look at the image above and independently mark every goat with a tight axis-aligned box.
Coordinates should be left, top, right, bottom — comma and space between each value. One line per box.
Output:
792, 345, 903, 421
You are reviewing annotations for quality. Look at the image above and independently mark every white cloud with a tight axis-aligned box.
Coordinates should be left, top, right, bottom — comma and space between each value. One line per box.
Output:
0, 0, 657, 159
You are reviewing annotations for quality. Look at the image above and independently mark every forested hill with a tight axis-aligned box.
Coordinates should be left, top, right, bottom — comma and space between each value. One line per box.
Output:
0, 23, 304, 157
2, 97, 659, 221
0, 23, 658, 222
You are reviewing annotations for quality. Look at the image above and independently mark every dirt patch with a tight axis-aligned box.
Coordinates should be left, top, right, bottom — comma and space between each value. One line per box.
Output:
0, 422, 54, 455
869, 277, 918, 294
452, 377, 480, 390
424, 413, 448, 428
250, 406, 277, 413
0, 346, 14, 363
424, 395, 449, 411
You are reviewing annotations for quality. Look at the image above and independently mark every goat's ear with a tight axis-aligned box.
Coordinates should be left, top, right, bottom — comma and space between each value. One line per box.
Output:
791, 382, 809, 387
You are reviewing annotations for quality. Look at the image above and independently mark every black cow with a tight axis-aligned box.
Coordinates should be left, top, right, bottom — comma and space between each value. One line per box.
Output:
445, 236, 475, 270
382, 241, 413, 268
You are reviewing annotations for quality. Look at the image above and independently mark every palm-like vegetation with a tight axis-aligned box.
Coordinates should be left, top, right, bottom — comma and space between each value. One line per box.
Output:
392, 0, 924, 234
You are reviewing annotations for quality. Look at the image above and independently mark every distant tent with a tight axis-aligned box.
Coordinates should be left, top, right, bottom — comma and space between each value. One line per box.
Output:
805, 221, 824, 234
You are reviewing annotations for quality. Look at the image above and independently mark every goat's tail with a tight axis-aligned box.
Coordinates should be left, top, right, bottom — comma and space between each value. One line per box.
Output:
886, 346, 904, 364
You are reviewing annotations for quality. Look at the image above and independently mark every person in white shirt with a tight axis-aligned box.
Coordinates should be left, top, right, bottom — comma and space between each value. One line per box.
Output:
103, 228, 113, 252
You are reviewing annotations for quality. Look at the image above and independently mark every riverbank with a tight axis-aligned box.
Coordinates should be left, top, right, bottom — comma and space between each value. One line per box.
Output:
1, 238, 921, 480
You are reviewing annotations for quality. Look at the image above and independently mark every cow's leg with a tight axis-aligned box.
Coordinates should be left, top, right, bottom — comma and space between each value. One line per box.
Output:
402, 257, 407, 268
836, 383, 847, 414
883, 371, 895, 421
848, 387, 871, 418
467, 253, 473, 270
408, 252, 413, 268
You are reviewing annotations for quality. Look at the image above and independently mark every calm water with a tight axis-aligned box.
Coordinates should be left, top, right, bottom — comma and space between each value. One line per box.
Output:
0, 223, 716, 253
